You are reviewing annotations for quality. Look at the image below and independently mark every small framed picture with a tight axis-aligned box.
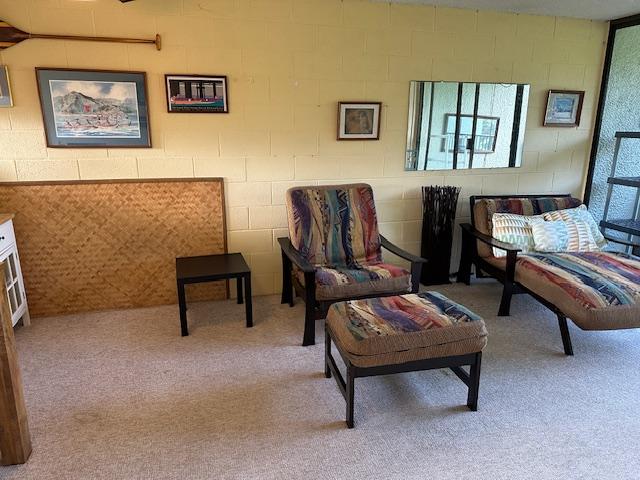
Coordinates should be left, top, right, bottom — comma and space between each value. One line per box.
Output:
165, 74, 228, 113
0, 66, 13, 107
543, 90, 584, 127
35, 68, 151, 148
337, 101, 381, 140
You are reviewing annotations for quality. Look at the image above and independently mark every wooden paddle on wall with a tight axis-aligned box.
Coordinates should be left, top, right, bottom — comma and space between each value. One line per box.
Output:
0, 20, 161, 51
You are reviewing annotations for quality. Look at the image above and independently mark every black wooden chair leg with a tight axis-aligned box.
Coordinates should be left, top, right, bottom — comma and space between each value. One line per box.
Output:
557, 314, 574, 356
302, 271, 316, 346
324, 329, 332, 379
280, 251, 294, 307
457, 233, 472, 285
346, 365, 355, 428
467, 352, 482, 411
498, 283, 513, 316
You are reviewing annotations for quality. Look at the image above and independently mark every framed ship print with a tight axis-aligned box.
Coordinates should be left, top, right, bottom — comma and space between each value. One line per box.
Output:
165, 74, 228, 113
0, 66, 13, 107
35, 68, 151, 148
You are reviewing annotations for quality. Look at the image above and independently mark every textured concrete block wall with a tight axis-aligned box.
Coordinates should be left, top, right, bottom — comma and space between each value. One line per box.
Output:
0, 0, 606, 295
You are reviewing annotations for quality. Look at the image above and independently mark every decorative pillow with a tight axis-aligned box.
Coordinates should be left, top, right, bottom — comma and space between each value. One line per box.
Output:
542, 204, 607, 249
531, 220, 599, 253
491, 213, 544, 258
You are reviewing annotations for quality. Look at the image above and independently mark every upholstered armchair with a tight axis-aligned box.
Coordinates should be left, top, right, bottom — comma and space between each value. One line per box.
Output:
279, 183, 426, 346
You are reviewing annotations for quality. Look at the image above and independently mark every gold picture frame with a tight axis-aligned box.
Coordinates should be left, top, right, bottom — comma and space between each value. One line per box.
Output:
0, 65, 13, 107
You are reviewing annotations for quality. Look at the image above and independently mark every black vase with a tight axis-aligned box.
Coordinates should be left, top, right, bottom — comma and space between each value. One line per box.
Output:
420, 185, 461, 285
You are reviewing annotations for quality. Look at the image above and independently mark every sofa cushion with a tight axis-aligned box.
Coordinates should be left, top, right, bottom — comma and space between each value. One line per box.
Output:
473, 196, 583, 258
491, 212, 544, 257
531, 219, 599, 253
542, 204, 607, 249
514, 252, 640, 330
326, 292, 488, 367
295, 263, 411, 301
286, 184, 381, 267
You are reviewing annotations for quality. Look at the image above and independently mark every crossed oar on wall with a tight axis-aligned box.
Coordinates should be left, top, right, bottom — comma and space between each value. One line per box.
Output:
0, 20, 161, 50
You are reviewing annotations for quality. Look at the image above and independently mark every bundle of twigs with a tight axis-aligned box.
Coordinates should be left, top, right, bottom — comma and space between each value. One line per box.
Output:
420, 185, 461, 285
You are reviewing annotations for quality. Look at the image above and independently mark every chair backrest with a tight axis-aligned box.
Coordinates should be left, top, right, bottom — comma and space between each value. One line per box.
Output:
285, 183, 381, 267
471, 194, 582, 258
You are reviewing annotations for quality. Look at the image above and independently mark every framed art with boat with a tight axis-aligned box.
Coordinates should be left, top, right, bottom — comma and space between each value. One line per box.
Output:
35, 68, 151, 148
165, 74, 228, 113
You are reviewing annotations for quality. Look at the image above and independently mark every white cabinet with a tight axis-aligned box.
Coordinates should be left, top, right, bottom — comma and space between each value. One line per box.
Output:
0, 218, 29, 327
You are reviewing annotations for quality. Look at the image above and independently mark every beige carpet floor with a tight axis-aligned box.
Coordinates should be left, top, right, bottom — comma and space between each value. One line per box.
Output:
4, 280, 640, 480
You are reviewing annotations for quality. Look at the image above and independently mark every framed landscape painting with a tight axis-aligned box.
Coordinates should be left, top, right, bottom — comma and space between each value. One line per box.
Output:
543, 90, 584, 127
35, 68, 151, 148
0, 66, 13, 107
165, 74, 228, 113
337, 102, 381, 140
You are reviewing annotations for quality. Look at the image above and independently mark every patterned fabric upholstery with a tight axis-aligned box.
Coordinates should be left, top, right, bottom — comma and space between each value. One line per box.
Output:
473, 196, 582, 258
531, 220, 599, 253
286, 184, 381, 267
295, 263, 411, 300
326, 292, 487, 367
513, 252, 640, 330
286, 183, 413, 300
491, 212, 544, 257
542, 204, 607, 249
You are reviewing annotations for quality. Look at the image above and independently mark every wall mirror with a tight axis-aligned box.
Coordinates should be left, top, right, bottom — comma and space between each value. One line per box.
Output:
405, 81, 530, 171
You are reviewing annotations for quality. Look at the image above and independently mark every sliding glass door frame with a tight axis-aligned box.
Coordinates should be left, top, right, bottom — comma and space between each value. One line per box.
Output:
584, 13, 640, 203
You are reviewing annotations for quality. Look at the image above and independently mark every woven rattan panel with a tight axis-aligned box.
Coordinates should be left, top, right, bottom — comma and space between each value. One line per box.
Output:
0, 179, 227, 317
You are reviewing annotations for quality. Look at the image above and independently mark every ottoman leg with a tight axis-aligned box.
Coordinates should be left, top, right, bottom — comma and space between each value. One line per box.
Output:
467, 352, 482, 411
346, 365, 355, 428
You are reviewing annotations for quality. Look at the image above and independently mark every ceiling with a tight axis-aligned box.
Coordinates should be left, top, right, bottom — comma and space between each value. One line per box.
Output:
381, 0, 640, 21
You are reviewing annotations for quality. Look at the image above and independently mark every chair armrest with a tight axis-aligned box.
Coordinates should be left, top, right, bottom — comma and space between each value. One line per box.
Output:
277, 237, 315, 273
380, 235, 426, 263
460, 223, 521, 253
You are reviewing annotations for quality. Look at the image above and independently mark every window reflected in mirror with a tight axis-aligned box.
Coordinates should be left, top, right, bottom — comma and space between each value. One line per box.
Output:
406, 81, 530, 171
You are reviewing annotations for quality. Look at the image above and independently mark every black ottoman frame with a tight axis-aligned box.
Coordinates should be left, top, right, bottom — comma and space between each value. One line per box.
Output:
325, 325, 483, 428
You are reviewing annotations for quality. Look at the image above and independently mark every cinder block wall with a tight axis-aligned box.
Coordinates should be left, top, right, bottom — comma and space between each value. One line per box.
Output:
0, 0, 606, 295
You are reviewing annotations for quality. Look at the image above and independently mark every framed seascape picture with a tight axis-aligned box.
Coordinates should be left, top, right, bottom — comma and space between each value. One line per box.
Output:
35, 68, 151, 148
543, 90, 584, 127
0, 66, 13, 107
165, 74, 228, 113
337, 101, 381, 140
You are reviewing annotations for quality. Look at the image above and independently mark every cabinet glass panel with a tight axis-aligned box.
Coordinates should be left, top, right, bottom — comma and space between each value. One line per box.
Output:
7, 285, 17, 314
8, 253, 17, 281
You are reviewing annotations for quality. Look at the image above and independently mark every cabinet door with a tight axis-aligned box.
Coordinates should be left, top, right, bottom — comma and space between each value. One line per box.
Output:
2, 248, 24, 326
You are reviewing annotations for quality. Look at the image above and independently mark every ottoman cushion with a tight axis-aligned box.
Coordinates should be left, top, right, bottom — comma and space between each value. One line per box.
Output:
327, 292, 488, 367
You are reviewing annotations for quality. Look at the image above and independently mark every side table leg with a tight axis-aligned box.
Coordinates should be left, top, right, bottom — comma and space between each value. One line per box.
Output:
244, 274, 253, 328
236, 277, 244, 305
177, 281, 188, 336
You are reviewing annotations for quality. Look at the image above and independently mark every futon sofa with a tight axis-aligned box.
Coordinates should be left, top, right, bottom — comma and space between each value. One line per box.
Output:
457, 194, 640, 355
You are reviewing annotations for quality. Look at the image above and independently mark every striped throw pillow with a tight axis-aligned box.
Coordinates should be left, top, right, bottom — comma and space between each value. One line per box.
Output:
491, 213, 544, 258
531, 220, 599, 252
542, 205, 607, 249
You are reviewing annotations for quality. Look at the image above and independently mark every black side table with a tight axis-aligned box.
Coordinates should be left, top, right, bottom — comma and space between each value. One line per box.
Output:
175, 253, 252, 336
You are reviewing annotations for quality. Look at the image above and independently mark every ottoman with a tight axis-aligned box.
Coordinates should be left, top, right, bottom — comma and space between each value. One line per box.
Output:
325, 292, 488, 428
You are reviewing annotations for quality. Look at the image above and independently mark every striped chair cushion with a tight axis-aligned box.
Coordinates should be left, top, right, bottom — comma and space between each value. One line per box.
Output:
473, 196, 582, 258
286, 184, 381, 267
295, 263, 411, 300
515, 252, 640, 330
542, 204, 607, 249
531, 219, 599, 252
491, 212, 544, 257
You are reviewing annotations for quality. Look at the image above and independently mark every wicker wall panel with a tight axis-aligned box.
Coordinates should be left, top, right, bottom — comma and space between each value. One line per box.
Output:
0, 179, 227, 317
